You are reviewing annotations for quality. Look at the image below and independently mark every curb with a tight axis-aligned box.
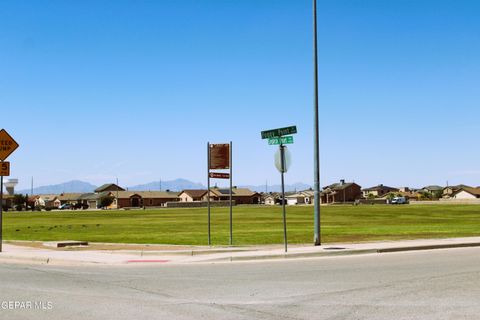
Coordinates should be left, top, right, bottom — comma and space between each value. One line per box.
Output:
377, 242, 480, 253
200, 242, 480, 263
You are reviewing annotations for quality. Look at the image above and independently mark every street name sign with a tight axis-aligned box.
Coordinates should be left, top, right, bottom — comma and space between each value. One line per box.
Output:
268, 136, 294, 145
209, 172, 230, 179
0, 129, 19, 161
0, 162, 9, 176
261, 126, 297, 139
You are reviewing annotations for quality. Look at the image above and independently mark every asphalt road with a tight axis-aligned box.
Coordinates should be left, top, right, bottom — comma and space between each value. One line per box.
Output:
1, 248, 480, 320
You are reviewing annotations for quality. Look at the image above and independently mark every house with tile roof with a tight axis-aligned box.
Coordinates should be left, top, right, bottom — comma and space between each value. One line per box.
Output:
209, 187, 261, 205
321, 180, 362, 204
178, 190, 209, 202
362, 184, 399, 198
450, 187, 480, 200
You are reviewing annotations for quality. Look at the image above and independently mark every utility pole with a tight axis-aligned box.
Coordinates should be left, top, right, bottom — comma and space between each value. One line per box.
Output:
313, 0, 321, 246
116, 177, 119, 209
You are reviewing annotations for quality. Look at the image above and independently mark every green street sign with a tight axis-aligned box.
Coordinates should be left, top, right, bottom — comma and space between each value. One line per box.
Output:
261, 126, 297, 139
268, 136, 294, 145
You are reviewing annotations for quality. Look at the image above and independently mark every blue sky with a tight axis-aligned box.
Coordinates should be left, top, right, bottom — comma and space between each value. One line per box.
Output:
1, 0, 480, 190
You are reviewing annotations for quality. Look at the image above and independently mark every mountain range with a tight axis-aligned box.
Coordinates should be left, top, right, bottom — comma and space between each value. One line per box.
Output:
17, 180, 97, 195
16, 179, 311, 195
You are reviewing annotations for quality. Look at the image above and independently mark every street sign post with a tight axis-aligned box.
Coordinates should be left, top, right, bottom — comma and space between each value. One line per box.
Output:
261, 126, 296, 253
0, 129, 19, 253
269, 136, 294, 145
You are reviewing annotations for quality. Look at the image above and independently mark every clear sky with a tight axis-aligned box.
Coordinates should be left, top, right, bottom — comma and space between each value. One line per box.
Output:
1, 0, 480, 190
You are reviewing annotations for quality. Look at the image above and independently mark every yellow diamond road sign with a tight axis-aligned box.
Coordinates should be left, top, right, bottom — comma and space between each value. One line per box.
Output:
0, 129, 19, 161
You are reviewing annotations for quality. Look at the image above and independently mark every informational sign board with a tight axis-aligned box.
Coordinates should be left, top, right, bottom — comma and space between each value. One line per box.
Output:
209, 172, 230, 179
0, 129, 19, 161
268, 136, 294, 145
261, 126, 297, 139
0, 162, 9, 176
209, 144, 230, 169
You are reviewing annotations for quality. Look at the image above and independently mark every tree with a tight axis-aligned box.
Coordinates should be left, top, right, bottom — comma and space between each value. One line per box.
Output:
433, 190, 443, 199
13, 194, 26, 206
367, 193, 376, 200
99, 196, 114, 208
385, 193, 396, 201
13, 194, 27, 211
419, 192, 431, 200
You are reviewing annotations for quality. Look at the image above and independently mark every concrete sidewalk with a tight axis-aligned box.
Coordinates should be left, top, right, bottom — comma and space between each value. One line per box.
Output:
2, 237, 480, 266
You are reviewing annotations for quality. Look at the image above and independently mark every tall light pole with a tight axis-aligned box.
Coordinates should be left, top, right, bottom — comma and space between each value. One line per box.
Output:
313, 0, 321, 246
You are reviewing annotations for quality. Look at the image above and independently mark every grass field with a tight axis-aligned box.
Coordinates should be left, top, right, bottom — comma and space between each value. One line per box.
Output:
3, 204, 480, 245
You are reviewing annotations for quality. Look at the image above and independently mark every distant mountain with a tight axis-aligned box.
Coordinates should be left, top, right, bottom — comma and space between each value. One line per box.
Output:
16, 178, 311, 195
128, 179, 205, 192
239, 182, 312, 193
17, 180, 97, 195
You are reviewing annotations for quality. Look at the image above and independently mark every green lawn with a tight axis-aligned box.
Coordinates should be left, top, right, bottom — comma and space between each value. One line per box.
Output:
3, 204, 480, 245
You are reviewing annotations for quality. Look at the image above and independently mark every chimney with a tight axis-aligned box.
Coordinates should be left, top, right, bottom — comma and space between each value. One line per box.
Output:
340, 179, 345, 185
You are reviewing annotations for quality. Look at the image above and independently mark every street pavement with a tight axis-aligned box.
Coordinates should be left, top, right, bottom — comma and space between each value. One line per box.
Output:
1, 247, 480, 319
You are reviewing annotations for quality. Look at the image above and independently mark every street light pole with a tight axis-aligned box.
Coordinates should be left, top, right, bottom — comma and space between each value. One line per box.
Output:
313, 0, 321, 246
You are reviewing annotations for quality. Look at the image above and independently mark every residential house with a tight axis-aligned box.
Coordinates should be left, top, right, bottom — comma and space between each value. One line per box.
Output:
286, 193, 306, 205
57, 193, 84, 205
421, 185, 444, 197
133, 191, 179, 207
263, 193, 280, 205
34, 194, 61, 208
178, 190, 209, 202
362, 184, 399, 198
94, 183, 125, 193
300, 190, 315, 204
1, 194, 14, 208
321, 180, 362, 204
77, 192, 112, 209
450, 187, 480, 200
443, 185, 471, 199
210, 187, 261, 205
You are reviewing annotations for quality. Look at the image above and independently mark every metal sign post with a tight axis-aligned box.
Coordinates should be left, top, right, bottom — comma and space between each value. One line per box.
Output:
207, 142, 211, 246
229, 141, 233, 246
280, 144, 288, 253
275, 145, 291, 252
0, 129, 19, 253
0, 169, 3, 253
262, 126, 295, 253
207, 142, 232, 246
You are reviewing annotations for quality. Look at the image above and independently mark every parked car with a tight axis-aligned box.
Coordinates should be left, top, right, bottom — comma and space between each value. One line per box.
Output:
74, 203, 89, 210
59, 203, 73, 210
391, 197, 409, 204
